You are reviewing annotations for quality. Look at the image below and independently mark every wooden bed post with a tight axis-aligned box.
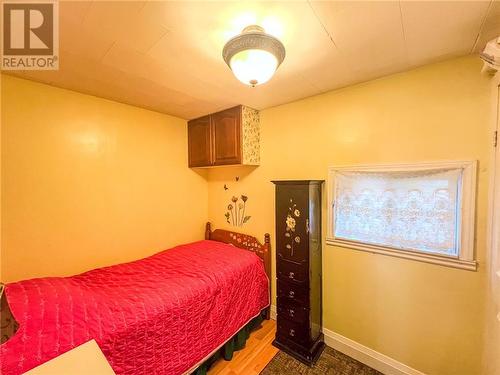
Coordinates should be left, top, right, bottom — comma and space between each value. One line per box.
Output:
205, 222, 212, 240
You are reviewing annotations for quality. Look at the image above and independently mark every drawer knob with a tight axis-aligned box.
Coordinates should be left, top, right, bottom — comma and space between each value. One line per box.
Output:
288, 272, 295, 279
289, 290, 295, 298
289, 309, 295, 317
289, 329, 295, 337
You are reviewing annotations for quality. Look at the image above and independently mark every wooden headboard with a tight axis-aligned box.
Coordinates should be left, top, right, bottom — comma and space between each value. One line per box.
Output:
205, 222, 271, 319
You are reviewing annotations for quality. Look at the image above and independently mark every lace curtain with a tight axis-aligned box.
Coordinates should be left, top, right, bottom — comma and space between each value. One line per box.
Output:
334, 168, 462, 256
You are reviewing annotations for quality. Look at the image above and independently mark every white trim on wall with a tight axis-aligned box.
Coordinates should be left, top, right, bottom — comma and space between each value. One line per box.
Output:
271, 306, 425, 374
490, 78, 500, 301
322, 328, 426, 375
326, 160, 478, 271
484, 74, 500, 374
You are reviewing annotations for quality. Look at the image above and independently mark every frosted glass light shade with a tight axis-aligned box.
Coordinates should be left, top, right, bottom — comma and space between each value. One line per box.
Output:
222, 25, 285, 87
229, 49, 278, 86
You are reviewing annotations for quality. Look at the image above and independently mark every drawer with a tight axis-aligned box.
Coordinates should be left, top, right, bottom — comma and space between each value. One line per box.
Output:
277, 258, 308, 284
278, 302, 309, 324
277, 317, 310, 347
277, 280, 309, 307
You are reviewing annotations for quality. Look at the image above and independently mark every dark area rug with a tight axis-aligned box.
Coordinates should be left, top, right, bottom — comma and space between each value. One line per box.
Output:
261, 347, 383, 375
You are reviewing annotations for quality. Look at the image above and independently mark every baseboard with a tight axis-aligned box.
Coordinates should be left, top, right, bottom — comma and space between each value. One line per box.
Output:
270, 304, 277, 320
322, 328, 426, 375
270, 306, 423, 375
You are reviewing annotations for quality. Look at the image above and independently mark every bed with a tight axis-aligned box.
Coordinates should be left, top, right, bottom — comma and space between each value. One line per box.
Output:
0, 223, 271, 375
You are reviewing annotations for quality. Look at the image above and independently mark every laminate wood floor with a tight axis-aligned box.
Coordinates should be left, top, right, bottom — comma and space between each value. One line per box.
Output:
207, 319, 279, 375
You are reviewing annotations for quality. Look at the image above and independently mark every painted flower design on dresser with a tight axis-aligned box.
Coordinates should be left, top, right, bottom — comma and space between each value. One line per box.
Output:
285, 198, 301, 257
286, 216, 296, 231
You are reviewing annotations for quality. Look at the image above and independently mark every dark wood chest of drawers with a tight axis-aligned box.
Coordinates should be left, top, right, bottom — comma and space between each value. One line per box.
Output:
271, 180, 325, 365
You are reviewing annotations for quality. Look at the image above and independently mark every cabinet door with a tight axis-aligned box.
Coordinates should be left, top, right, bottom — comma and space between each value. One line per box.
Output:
275, 184, 310, 264
212, 106, 241, 165
188, 116, 212, 167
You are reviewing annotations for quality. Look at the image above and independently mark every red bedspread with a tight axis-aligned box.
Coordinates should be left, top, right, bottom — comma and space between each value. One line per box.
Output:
1, 240, 269, 375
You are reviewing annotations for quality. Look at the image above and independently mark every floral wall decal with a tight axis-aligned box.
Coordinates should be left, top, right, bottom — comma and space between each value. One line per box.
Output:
226, 195, 251, 227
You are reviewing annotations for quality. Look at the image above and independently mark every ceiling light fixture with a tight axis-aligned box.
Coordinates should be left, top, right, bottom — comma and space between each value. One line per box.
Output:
223, 25, 285, 87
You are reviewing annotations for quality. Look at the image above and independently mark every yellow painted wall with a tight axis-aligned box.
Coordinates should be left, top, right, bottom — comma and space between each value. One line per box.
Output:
484, 300, 500, 374
207, 56, 491, 375
1, 75, 208, 282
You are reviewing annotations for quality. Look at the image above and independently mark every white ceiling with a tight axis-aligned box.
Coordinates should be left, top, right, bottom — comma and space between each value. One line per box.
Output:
8, 0, 500, 119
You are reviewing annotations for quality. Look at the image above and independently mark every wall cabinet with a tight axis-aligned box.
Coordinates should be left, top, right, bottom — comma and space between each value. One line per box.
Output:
187, 115, 212, 167
188, 105, 260, 167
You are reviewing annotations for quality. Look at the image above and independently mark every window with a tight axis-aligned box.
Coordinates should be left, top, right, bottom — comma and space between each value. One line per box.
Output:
327, 161, 477, 270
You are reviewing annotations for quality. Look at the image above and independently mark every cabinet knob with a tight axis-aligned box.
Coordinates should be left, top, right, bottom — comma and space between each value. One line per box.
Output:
288, 272, 295, 279
289, 329, 295, 337
288, 290, 295, 298
289, 309, 295, 317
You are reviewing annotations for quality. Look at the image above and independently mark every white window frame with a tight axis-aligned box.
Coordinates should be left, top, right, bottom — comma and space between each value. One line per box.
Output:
326, 160, 478, 271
